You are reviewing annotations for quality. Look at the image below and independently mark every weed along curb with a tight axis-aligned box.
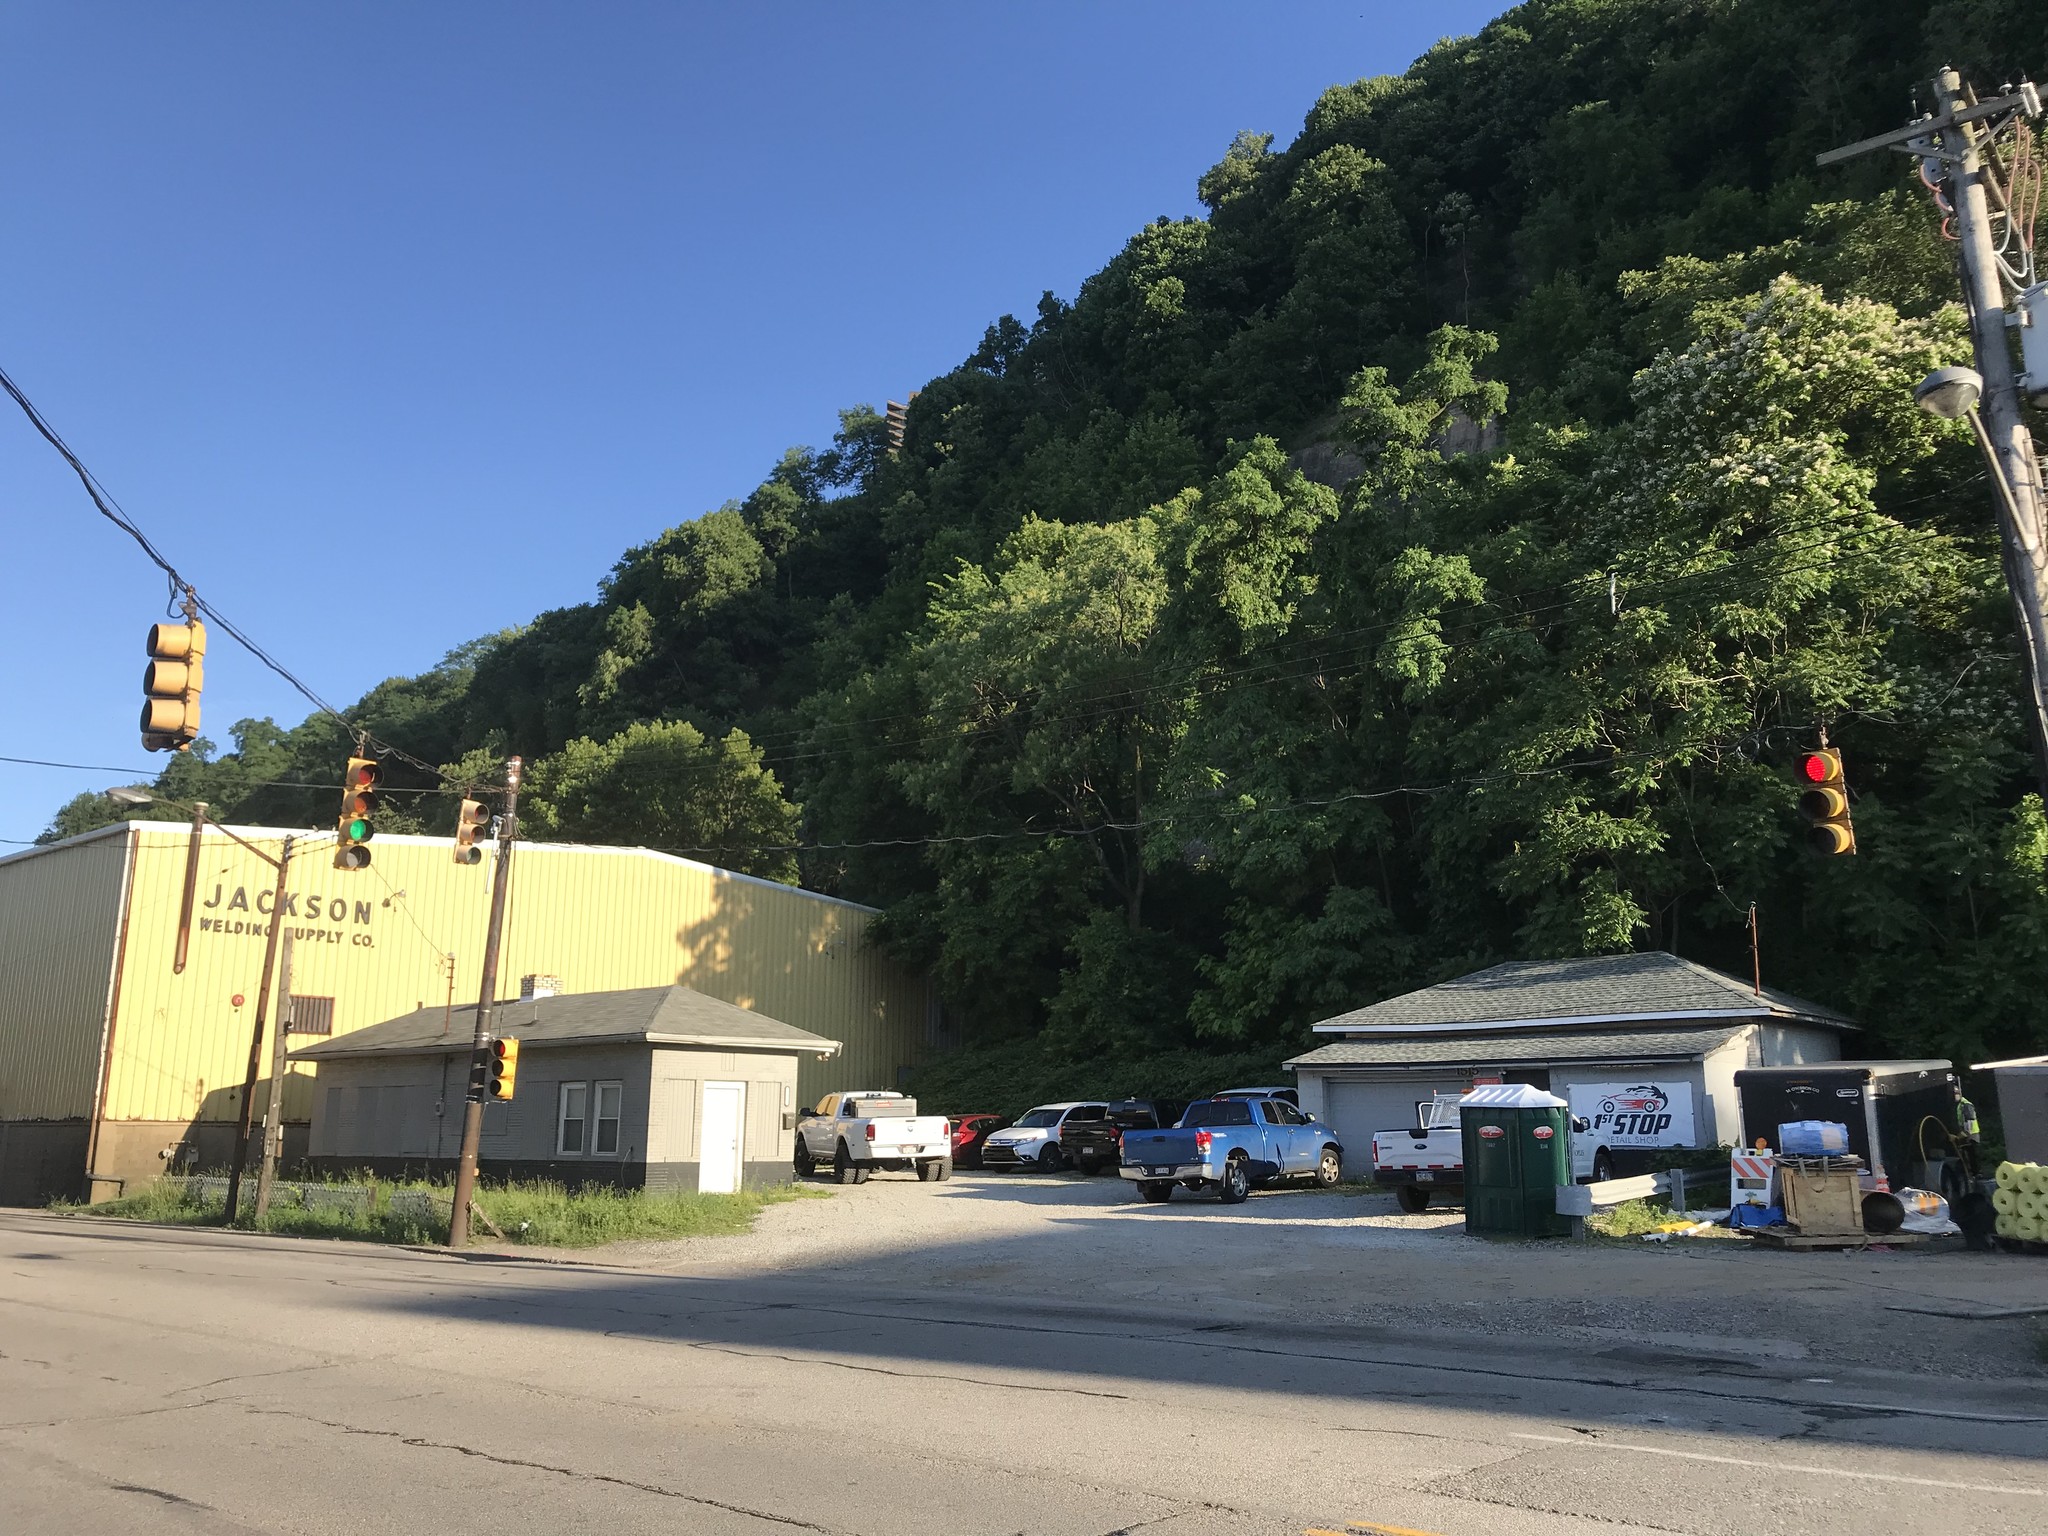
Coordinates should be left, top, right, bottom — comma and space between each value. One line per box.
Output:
60, 1175, 825, 1249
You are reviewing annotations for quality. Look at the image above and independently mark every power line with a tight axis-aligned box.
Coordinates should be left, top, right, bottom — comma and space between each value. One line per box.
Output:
615, 729, 1798, 861
0, 363, 446, 782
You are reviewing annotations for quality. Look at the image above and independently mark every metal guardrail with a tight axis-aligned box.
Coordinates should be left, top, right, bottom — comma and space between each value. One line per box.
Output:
1555, 1168, 1690, 1218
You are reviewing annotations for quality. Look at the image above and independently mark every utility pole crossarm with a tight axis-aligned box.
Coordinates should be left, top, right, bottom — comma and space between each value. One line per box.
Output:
1815, 84, 2042, 166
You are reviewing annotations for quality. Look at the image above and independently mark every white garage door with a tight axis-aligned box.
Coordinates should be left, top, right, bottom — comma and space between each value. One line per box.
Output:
1324, 1079, 1471, 1178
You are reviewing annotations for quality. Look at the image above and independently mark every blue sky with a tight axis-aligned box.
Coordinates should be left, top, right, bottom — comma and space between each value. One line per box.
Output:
1, 1, 1508, 845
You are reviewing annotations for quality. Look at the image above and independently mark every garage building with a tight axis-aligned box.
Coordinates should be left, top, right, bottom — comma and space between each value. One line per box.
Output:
1287, 952, 1851, 1177
0, 821, 933, 1205
290, 983, 838, 1191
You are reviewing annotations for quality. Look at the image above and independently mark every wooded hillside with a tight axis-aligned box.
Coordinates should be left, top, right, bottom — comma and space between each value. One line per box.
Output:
51, 0, 2048, 1068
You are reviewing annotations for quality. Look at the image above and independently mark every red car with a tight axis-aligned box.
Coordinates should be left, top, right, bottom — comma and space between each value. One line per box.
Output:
946, 1114, 1010, 1169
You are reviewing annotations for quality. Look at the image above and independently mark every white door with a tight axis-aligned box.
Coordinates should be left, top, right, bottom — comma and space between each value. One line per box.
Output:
698, 1081, 746, 1193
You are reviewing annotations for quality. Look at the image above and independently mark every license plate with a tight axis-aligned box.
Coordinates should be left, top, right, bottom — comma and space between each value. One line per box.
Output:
1415, 1172, 1433, 1183
1149, 1167, 1169, 1176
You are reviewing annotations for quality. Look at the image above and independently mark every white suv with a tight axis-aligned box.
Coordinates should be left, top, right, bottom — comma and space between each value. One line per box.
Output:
979, 1102, 1109, 1173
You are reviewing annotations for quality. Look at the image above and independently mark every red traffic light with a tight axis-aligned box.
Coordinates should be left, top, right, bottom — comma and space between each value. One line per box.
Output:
1799, 752, 1834, 784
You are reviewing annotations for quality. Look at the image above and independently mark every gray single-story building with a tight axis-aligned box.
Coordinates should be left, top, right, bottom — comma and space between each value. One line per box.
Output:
290, 983, 839, 1191
1286, 952, 1852, 1177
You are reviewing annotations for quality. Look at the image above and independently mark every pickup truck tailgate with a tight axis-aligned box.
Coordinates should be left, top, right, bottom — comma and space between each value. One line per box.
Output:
1120, 1128, 1203, 1175
865, 1116, 949, 1156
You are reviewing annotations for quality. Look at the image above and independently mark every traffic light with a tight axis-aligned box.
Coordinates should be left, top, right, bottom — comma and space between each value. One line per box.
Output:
1797, 748, 1857, 855
141, 620, 206, 752
884, 399, 909, 454
453, 797, 491, 865
334, 755, 382, 870
487, 1036, 520, 1100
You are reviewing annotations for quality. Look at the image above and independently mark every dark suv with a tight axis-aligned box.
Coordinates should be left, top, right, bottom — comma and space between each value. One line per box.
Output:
1065, 1098, 1187, 1175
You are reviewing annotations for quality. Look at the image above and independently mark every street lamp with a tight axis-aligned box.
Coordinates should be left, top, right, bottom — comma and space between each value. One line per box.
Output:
1913, 365, 1983, 420
1916, 365, 2034, 548
105, 785, 156, 807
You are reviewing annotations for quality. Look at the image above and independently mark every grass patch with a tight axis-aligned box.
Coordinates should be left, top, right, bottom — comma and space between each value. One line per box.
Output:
474, 1181, 822, 1246
61, 1175, 821, 1249
1589, 1197, 1675, 1237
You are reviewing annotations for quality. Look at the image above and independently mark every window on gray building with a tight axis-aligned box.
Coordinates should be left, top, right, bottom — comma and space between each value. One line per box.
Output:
593, 1082, 622, 1156
558, 1082, 588, 1155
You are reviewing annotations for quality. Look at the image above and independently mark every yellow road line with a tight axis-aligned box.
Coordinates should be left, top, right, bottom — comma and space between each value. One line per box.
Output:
1347, 1522, 1449, 1536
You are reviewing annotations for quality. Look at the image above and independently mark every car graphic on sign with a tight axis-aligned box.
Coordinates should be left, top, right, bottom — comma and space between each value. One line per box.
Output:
1599, 1085, 1669, 1118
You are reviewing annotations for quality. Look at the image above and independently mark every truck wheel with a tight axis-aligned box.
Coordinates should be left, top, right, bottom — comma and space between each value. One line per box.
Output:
1396, 1184, 1431, 1213
917, 1158, 948, 1182
1077, 1157, 1100, 1176
833, 1142, 858, 1185
793, 1139, 815, 1178
1037, 1145, 1065, 1175
1592, 1149, 1614, 1184
1138, 1181, 1172, 1204
1315, 1148, 1341, 1188
933, 1158, 953, 1182
1217, 1157, 1250, 1204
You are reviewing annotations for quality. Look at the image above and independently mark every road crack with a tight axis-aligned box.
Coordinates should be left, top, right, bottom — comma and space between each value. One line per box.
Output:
238, 1404, 842, 1531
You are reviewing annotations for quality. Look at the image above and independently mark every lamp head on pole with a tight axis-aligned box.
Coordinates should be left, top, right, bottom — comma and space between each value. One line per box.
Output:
1914, 365, 1984, 420
105, 785, 155, 807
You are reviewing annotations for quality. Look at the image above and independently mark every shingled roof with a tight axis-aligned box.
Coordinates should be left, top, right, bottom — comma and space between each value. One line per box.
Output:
1308, 951, 1852, 1036
291, 984, 841, 1061
1286, 1024, 1749, 1072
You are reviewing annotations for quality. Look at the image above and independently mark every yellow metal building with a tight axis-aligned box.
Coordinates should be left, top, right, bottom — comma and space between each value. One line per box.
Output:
0, 821, 934, 1204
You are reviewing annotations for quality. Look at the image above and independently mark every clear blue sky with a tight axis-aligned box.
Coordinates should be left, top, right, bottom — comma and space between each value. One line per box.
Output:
2, 1, 1508, 845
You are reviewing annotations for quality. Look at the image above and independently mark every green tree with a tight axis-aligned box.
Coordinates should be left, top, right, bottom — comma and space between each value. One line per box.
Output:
521, 720, 802, 884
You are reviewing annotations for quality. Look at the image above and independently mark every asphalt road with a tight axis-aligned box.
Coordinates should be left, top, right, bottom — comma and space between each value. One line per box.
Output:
1, 1211, 2043, 1536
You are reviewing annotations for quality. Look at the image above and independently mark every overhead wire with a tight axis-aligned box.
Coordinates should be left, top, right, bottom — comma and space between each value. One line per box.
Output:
0, 363, 448, 783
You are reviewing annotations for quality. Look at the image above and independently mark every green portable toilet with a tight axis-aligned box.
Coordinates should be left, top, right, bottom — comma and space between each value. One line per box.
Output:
1459, 1083, 1573, 1238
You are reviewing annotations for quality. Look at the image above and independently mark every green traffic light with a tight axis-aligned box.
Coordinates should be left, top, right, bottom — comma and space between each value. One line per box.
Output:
348, 817, 369, 841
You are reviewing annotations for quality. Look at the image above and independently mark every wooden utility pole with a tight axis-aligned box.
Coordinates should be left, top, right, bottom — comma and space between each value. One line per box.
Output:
1823, 74, 2048, 785
447, 757, 520, 1247
224, 834, 293, 1222
253, 929, 296, 1219
1747, 903, 1761, 997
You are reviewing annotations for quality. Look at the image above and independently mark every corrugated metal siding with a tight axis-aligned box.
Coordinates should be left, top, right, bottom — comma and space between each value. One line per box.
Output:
86, 824, 927, 1129
0, 829, 133, 1119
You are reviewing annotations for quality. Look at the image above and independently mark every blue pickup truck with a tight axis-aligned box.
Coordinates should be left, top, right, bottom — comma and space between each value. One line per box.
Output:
1118, 1097, 1343, 1203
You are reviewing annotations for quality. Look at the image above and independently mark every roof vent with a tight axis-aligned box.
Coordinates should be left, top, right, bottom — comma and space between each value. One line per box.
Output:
520, 974, 561, 1001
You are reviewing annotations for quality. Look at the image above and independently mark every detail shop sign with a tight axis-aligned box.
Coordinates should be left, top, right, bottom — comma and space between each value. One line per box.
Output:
196, 883, 377, 947
1566, 1081, 1695, 1148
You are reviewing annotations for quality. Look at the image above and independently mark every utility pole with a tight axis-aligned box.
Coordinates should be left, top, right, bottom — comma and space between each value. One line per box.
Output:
447, 757, 520, 1247
224, 834, 293, 1223
1822, 73, 2048, 783
173, 800, 207, 974
253, 929, 296, 1220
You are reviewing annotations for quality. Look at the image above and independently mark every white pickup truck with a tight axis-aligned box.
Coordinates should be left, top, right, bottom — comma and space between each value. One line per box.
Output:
1372, 1094, 1612, 1212
794, 1091, 953, 1184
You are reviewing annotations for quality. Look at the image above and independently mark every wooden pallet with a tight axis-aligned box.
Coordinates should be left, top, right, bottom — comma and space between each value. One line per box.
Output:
1747, 1228, 1939, 1251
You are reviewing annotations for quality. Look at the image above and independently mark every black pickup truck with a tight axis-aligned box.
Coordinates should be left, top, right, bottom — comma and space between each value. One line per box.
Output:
1063, 1098, 1186, 1175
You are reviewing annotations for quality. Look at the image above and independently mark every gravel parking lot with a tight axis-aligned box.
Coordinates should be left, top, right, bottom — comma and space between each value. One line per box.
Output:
538, 1169, 2048, 1381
